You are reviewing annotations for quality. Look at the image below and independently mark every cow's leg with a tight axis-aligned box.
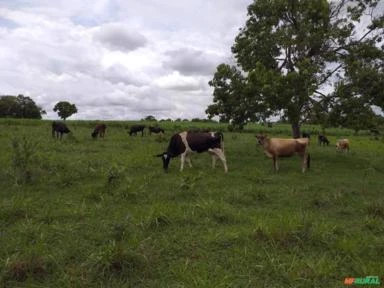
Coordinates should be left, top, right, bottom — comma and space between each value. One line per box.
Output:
299, 152, 307, 173
273, 156, 279, 172
208, 150, 217, 168
209, 149, 228, 172
180, 152, 187, 171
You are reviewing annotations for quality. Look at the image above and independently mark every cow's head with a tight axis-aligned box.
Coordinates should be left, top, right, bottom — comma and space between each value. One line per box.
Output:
155, 152, 171, 172
255, 134, 267, 145
91, 131, 97, 138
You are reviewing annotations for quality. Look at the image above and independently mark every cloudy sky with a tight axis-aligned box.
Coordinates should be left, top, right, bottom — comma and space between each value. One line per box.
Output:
0, 0, 251, 120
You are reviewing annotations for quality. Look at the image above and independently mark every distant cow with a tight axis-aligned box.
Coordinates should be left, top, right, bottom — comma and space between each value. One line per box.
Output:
156, 131, 228, 173
256, 134, 310, 173
129, 125, 145, 136
318, 134, 330, 146
91, 123, 106, 139
148, 126, 164, 135
52, 121, 70, 139
370, 128, 380, 139
336, 139, 349, 152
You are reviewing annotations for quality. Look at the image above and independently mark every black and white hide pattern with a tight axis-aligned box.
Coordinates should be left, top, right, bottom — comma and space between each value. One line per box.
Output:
156, 131, 228, 173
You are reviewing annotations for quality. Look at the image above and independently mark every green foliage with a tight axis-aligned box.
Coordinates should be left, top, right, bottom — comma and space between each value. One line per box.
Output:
143, 115, 156, 121
207, 0, 384, 137
328, 81, 381, 133
339, 40, 384, 111
0, 94, 45, 119
53, 101, 78, 120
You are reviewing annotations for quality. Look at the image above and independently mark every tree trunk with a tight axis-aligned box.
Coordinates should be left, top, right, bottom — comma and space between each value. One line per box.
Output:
291, 122, 301, 139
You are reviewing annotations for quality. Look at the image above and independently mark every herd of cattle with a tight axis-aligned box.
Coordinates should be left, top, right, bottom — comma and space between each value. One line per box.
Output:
51, 121, 351, 173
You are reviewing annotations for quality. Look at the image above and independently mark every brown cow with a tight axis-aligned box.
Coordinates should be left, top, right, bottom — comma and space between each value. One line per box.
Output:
336, 139, 349, 152
91, 123, 106, 139
256, 134, 310, 173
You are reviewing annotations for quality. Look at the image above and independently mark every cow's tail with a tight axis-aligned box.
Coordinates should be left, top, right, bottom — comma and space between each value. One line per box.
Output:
216, 131, 224, 152
307, 153, 310, 169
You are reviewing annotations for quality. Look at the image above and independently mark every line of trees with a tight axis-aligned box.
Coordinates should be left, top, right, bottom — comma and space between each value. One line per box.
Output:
206, 0, 384, 136
0, 95, 78, 120
0, 95, 46, 119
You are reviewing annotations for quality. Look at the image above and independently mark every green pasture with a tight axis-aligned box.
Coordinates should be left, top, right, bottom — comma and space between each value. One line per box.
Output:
0, 119, 383, 287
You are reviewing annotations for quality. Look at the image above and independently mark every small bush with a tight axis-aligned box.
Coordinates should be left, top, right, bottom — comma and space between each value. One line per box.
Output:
105, 165, 125, 194
84, 241, 147, 280
10, 136, 38, 184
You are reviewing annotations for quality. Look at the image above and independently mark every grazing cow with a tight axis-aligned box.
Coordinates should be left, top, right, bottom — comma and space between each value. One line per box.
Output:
129, 125, 145, 136
148, 126, 165, 135
52, 121, 70, 139
318, 134, 330, 146
256, 134, 310, 173
155, 131, 228, 173
370, 128, 380, 140
336, 139, 349, 152
91, 123, 106, 139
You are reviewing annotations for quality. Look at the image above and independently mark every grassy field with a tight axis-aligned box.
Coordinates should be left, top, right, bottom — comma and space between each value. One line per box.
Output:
0, 119, 383, 287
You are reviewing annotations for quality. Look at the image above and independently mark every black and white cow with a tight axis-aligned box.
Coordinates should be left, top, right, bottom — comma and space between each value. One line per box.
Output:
129, 125, 145, 136
156, 131, 228, 173
52, 121, 71, 139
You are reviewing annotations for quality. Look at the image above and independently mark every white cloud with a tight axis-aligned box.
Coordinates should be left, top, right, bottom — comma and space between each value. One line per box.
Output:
154, 71, 206, 91
164, 48, 224, 76
0, 0, 250, 120
94, 22, 147, 52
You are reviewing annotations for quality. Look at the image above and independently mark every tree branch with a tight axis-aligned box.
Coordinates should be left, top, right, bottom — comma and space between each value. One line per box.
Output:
318, 64, 343, 86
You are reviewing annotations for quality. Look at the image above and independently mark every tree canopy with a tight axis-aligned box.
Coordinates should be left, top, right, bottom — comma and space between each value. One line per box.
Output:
53, 101, 78, 120
0, 94, 46, 119
143, 115, 157, 121
207, 0, 384, 136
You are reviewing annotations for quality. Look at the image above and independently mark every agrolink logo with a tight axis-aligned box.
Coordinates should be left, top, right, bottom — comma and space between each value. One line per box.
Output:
344, 276, 380, 285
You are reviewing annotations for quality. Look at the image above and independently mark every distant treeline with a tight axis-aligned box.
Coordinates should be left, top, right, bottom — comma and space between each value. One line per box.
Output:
0, 94, 45, 119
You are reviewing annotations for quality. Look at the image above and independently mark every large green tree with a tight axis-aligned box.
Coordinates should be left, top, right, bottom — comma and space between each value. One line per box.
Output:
0, 94, 46, 119
53, 101, 78, 120
328, 81, 379, 133
207, 0, 384, 137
